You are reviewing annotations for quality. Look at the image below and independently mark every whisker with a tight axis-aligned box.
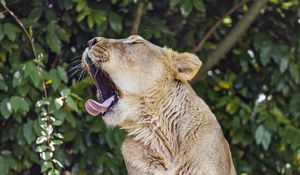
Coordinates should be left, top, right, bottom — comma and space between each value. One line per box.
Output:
78, 70, 86, 82
69, 69, 82, 79
94, 69, 99, 79
67, 64, 81, 73
69, 55, 82, 61
68, 61, 81, 68
68, 65, 83, 79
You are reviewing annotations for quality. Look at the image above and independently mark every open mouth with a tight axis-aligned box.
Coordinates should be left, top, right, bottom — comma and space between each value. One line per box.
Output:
84, 54, 118, 116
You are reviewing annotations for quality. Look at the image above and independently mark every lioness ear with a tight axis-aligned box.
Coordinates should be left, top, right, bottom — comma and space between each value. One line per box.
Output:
172, 52, 202, 81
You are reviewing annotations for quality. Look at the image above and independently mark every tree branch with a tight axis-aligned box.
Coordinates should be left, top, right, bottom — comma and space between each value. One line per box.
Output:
191, 0, 269, 84
192, 0, 250, 53
2, 5, 37, 59
0, 9, 8, 13
2, 4, 47, 99
131, 2, 144, 35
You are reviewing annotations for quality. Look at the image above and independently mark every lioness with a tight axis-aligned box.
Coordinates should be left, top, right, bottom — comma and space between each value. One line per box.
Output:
82, 35, 236, 175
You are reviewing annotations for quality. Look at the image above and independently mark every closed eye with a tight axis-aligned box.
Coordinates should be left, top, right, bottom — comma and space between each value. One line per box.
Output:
123, 40, 141, 45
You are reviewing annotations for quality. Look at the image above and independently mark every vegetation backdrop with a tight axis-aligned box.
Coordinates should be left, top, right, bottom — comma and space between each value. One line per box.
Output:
0, 0, 299, 174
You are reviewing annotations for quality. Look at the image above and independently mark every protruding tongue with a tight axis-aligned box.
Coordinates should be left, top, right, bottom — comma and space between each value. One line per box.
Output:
85, 96, 115, 116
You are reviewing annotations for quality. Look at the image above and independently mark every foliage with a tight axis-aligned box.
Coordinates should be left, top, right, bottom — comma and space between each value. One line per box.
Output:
0, 0, 299, 174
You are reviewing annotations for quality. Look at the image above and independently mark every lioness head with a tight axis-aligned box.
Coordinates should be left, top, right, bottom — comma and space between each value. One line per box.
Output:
82, 35, 202, 126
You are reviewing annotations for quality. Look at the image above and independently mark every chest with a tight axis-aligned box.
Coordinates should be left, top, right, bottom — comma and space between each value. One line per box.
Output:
122, 138, 175, 174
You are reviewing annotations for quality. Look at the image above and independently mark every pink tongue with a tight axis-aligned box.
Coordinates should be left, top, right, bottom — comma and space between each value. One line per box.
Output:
85, 96, 115, 116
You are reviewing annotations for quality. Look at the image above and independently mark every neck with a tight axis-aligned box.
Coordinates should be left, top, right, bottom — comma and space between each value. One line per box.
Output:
121, 80, 193, 161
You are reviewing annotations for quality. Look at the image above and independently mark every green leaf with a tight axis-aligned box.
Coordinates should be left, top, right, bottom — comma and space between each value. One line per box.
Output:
0, 0, 6, 6
54, 133, 64, 139
66, 96, 78, 112
54, 98, 64, 109
75, 0, 87, 12
17, 83, 30, 96
1, 150, 11, 155
24, 61, 35, 77
255, 125, 271, 150
90, 120, 102, 133
36, 99, 50, 107
105, 132, 115, 149
52, 159, 63, 168
70, 93, 83, 101
48, 169, 60, 175
45, 9, 56, 21
92, 10, 107, 26
48, 69, 61, 90
40, 151, 53, 160
87, 15, 94, 28
260, 43, 272, 66
0, 24, 4, 41
255, 125, 264, 144
0, 156, 9, 175
56, 26, 69, 42
282, 126, 300, 148
10, 96, 29, 113
65, 113, 76, 128
0, 74, 8, 91
29, 8, 43, 22
4, 22, 19, 41
63, 130, 76, 141
76, 11, 89, 22
289, 63, 299, 83
261, 131, 271, 150
41, 161, 53, 172
180, 0, 192, 17
52, 120, 63, 126
215, 96, 229, 108
23, 120, 36, 144
95, 21, 107, 35
12, 71, 23, 87
271, 107, 290, 124
289, 94, 300, 118
35, 145, 48, 153
280, 57, 289, 73
29, 26, 33, 37
225, 97, 240, 114
36, 136, 47, 144
57, 66, 68, 83
109, 12, 122, 34
170, 0, 181, 8
61, 89, 71, 96
33, 119, 42, 136
192, 0, 205, 12
46, 31, 62, 53
52, 139, 63, 145
0, 12, 4, 19
26, 63, 41, 87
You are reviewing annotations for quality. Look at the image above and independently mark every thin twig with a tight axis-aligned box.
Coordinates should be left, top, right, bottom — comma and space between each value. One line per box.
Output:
2, 5, 37, 58
131, 2, 144, 35
2, 4, 47, 99
0, 9, 8, 13
192, 0, 250, 53
191, 0, 269, 84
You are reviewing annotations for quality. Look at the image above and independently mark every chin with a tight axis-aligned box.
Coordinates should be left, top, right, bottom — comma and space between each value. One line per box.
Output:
102, 98, 143, 128
101, 105, 122, 127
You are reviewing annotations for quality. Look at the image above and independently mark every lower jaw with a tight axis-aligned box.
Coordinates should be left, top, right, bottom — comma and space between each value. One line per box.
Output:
101, 113, 120, 127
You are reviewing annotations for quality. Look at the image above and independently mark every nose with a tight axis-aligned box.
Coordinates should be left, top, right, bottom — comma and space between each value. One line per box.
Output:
87, 38, 98, 48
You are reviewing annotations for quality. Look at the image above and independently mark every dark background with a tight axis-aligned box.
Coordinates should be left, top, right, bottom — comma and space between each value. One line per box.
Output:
0, 0, 299, 174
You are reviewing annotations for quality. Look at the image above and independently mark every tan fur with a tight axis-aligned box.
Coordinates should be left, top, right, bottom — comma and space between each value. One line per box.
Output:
82, 35, 236, 175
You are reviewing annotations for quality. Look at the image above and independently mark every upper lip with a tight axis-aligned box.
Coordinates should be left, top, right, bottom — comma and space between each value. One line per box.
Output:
84, 51, 119, 104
